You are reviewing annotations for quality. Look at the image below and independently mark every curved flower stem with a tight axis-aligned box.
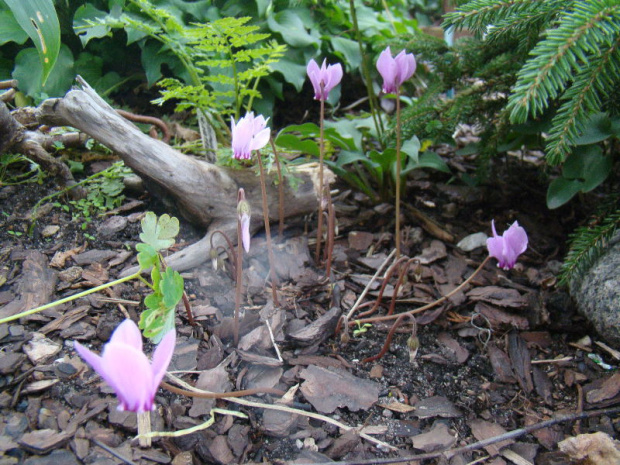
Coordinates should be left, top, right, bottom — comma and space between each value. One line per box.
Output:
315, 96, 326, 263
395, 88, 402, 258
210, 230, 237, 278
357, 256, 409, 318
361, 313, 415, 364
351, 256, 491, 326
256, 151, 280, 307
0, 270, 142, 325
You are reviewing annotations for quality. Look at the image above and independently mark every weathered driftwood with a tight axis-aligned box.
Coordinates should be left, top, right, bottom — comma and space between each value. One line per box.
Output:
35, 77, 328, 272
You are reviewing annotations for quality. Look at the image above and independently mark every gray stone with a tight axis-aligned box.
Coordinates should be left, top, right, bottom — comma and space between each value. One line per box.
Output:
570, 234, 620, 346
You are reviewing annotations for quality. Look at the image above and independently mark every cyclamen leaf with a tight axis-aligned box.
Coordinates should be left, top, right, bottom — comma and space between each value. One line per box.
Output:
139, 212, 180, 252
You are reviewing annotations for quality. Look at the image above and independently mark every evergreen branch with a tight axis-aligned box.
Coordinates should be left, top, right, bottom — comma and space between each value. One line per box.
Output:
559, 206, 620, 287
484, 1, 565, 48
545, 37, 620, 165
443, 0, 557, 36
507, 0, 620, 123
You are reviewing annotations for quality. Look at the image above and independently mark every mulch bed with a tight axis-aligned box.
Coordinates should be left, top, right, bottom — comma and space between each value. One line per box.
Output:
0, 146, 619, 465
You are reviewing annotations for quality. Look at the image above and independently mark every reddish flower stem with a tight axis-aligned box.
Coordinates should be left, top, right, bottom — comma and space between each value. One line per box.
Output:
361, 313, 414, 364
269, 139, 286, 240
234, 221, 243, 345
395, 88, 402, 258
351, 256, 491, 326
257, 152, 280, 307
315, 95, 326, 263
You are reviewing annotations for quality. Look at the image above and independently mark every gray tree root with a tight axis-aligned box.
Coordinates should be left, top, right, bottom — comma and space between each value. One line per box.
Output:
35, 77, 329, 272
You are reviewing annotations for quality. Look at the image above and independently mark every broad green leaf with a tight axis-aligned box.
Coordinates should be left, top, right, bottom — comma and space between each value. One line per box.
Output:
546, 177, 583, 209
74, 52, 122, 95
160, 267, 184, 309
324, 119, 362, 151
0, 10, 28, 45
12, 45, 73, 98
73, 4, 110, 47
4, 0, 60, 85
139, 212, 180, 252
575, 113, 612, 146
269, 51, 311, 92
267, 10, 319, 48
401, 136, 421, 164
275, 134, 319, 157
563, 145, 611, 192
330, 37, 361, 71
149, 310, 176, 343
403, 152, 451, 175
136, 243, 158, 269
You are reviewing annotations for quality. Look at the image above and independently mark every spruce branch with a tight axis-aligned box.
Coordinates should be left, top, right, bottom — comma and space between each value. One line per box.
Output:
560, 206, 620, 287
545, 37, 620, 164
506, 0, 620, 124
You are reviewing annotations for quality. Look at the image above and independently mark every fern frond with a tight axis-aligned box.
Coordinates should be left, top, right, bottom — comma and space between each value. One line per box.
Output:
507, 0, 620, 124
545, 37, 620, 165
559, 206, 620, 287
443, 0, 561, 37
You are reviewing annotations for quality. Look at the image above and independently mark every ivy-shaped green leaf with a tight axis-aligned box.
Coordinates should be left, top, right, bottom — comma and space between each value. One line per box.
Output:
139, 212, 180, 251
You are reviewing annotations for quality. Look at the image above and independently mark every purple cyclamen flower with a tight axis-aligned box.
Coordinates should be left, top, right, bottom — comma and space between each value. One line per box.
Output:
376, 46, 416, 94
486, 220, 528, 270
75, 319, 175, 413
231, 112, 271, 160
307, 59, 343, 101
237, 188, 251, 253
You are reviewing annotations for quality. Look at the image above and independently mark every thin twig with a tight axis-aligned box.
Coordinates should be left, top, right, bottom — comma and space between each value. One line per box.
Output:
345, 249, 397, 322
164, 374, 396, 451
91, 438, 137, 465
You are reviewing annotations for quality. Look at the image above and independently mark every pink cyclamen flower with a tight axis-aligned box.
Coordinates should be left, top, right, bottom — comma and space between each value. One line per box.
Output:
376, 46, 416, 94
307, 59, 343, 101
231, 112, 271, 160
75, 319, 175, 413
486, 220, 528, 270
237, 188, 251, 253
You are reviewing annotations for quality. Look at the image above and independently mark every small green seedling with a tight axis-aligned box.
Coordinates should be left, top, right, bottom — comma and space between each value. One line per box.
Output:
353, 320, 373, 337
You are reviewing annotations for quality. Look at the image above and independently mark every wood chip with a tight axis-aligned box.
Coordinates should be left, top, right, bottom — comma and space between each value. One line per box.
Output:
299, 365, 381, 413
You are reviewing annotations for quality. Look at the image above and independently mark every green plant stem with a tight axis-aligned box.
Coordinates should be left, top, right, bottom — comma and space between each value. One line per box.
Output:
256, 152, 280, 307
349, 0, 384, 144
315, 97, 326, 263
395, 89, 402, 258
0, 270, 142, 325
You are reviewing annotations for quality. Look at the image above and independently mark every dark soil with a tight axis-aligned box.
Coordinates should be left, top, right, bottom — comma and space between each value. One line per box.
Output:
1, 127, 619, 465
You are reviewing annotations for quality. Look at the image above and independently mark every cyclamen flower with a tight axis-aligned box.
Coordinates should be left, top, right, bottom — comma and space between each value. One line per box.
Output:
237, 188, 251, 253
75, 319, 175, 413
376, 46, 416, 94
307, 59, 343, 101
486, 220, 528, 270
231, 112, 271, 160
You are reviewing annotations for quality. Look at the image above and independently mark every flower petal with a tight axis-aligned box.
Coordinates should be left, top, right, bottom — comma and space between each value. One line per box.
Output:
150, 328, 176, 397
250, 127, 271, 152
101, 344, 154, 412
108, 319, 142, 351
377, 47, 397, 94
